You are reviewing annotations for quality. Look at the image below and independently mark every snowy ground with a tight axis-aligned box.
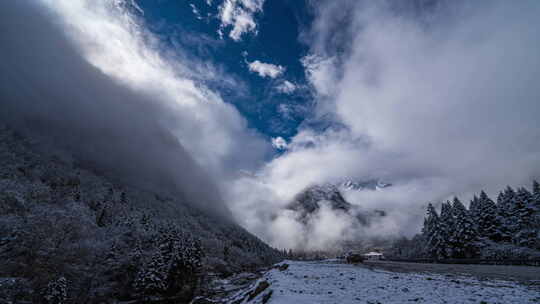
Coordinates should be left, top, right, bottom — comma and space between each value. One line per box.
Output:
227, 260, 540, 304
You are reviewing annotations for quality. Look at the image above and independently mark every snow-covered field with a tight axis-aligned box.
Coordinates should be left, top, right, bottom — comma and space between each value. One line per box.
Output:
229, 260, 540, 304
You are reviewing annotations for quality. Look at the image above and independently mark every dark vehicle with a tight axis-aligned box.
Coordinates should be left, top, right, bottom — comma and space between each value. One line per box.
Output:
346, 252, 365, 264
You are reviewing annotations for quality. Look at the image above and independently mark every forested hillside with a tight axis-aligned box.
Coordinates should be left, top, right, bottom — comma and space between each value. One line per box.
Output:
390, 183, 540, 260
0, 127, 282, 303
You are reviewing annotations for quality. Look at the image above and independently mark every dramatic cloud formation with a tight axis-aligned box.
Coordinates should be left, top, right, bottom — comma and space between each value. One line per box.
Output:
248, 60, 285, 78
218, 0, 265, 41
2, 0, 539, 252
227, 0, 540, 250
0, 0, 268, 218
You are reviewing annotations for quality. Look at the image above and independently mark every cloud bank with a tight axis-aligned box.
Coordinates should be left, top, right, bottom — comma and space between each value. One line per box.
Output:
0, 0, 269, 218
227, 0, 540, 250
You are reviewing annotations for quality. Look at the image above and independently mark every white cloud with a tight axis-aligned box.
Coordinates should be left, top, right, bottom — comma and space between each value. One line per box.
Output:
227, 1, 540, 250
276, 80, 296, 94
218, 0, 265, 41
271, 137, 288, 150
301, 54, 337, 97
248, 60, 285, 78
40, 0, 268, 180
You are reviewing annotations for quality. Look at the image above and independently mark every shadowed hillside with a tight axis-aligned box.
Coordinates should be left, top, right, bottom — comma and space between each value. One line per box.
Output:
0, 127, 282, 303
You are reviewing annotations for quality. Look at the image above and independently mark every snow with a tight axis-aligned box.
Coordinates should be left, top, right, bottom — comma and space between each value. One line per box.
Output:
231, 260, 539, 304
364, 252, 383, 256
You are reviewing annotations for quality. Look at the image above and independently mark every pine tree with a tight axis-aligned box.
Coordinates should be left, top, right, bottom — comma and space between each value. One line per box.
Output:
155, 225, 203, 296
451, 197, 479, 258
497, 186, 516, 242
477, 191, 503, 242
513, 187, 536, 248
533, 180, 540, 215
134, 251, 167, 298
422, 203, 443, 259
469, 195, 481, 232
438, 201, 454, 258
43, 277, 68, 304
532, 180, 540, 249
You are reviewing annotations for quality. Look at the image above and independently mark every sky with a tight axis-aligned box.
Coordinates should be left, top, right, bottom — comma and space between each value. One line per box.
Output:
1, 0, 540, 250
133, 0, 314, 141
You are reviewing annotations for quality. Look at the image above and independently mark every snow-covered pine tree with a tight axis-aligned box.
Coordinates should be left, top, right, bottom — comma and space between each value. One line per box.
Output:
43, 276, 68, 304
532, 180, 540, 249
469, 195, 481, 232
422, 203, 443, 259
134, 251, 167, 298
477, 191, 503, 242
533, 180, 540, 205
513, 187, 536, 248
497, 186, 516, 242
155, 224, 203, 296
438, 201, 454, 258
533, 181, 540, 215
451, 197, 479, 258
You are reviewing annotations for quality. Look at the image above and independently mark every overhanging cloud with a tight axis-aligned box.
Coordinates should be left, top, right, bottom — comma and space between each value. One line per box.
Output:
226, 0, 540, 250
0, 0, 269, 218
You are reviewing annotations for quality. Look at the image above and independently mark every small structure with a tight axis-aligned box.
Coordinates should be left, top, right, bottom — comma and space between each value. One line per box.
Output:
363, 252, 384, 260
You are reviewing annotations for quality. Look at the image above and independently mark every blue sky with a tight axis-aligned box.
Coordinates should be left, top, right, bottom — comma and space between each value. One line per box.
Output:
134, 0, 313, 140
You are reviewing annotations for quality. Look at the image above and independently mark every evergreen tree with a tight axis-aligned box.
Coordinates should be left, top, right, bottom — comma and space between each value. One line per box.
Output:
422, 203, 444, 259
533, 180, 540, 249
469, 195, 480, 216
156, 225, 203, 296
533, 180, 540, 196
533, 180, 540, 215
469, 195, 481, 232
43, 277, 68, 304
513, 187, 536, 248
438, 201, 454, 258
451, 197, 478, 258
477, 191, 503, 242
134, 252, 167, 298
497, 186, 516, 242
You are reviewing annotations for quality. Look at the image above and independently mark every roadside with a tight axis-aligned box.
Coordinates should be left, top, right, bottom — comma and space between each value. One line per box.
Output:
363, 260, 540, 287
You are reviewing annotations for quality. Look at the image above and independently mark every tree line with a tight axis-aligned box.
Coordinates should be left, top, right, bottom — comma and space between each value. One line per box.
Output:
391, 181, 540, 260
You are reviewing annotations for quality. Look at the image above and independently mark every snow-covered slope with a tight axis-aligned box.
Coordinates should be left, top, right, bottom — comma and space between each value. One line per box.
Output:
226, 260, 539, 304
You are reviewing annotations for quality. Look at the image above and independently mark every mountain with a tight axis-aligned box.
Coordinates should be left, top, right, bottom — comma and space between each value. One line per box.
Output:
0, 126, 282, 303
339, 179, 392, 191
287, 183, 386, 224
288, 184, 351, 217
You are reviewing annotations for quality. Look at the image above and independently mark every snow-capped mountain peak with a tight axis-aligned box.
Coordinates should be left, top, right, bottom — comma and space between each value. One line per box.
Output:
339, 179, 392, 191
